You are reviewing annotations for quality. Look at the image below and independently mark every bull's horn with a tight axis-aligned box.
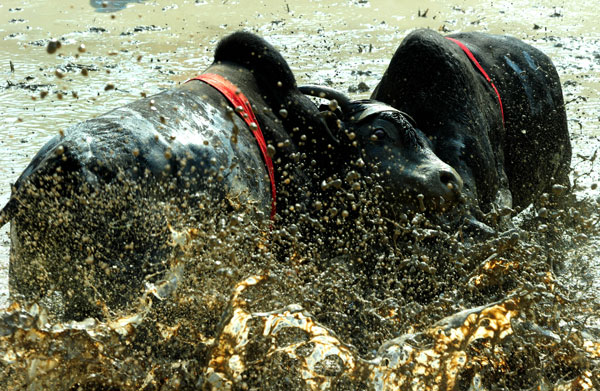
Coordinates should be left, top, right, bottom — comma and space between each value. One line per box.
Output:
299, 85, 353, 115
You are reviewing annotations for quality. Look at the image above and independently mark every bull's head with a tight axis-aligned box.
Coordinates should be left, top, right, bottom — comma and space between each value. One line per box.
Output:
300, 85, 463, 215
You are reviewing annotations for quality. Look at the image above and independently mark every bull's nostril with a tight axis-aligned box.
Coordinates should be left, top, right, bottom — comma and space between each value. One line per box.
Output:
439, 169, 463, 195
440, 171, 455, 187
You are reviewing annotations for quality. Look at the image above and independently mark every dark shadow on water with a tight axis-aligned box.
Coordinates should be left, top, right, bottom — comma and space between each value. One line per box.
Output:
90, 0, 146, 12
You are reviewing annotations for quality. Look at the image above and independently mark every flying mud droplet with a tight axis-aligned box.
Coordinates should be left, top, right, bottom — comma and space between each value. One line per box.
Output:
78, 44, 86, 53
278, 108, 288, 118
551, 184, 567, 196
287, 224, 299, 237
345, 170, 360, 183
328, 99, 339, 111
40, 90, 48, 99
105, 83, 115, 91
81, 68, 88, 76
46, 39, 61, 54
417, 193, 426, 212
267, 144, 276, 158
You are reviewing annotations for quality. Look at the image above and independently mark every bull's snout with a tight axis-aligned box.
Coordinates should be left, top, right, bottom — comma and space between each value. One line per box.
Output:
433, 165, 463, 211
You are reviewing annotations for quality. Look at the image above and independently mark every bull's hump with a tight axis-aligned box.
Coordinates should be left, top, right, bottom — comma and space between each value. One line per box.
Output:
213, 31, 296, 91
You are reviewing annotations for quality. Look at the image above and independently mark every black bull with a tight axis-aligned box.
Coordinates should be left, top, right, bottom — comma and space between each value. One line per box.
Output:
372, 29, 571, 211
0, 32, 347, 319
304, 29, 571, 216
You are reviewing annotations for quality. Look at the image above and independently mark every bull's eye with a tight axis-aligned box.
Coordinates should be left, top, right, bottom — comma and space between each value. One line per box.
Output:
371, 128, 386, 141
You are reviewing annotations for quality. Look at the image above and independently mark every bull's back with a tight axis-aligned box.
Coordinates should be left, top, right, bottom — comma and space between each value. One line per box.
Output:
7, 87, 272, 320
449, 32, 571, 206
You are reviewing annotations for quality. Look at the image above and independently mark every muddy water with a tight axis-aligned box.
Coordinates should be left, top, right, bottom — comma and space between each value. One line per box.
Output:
1, 0, 599, 389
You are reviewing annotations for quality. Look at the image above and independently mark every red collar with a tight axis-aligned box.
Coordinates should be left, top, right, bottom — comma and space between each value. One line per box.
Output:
187, 73, 277, 220
446, 37, 505, 126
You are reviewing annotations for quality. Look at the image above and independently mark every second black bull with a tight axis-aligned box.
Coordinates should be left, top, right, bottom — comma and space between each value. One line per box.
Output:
304, 29, 572, 217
